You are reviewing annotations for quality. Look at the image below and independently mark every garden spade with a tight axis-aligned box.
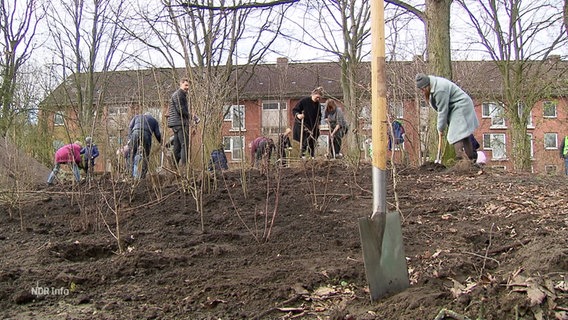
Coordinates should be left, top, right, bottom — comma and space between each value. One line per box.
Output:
358, 0, 409, 302
435, 131, 443, 164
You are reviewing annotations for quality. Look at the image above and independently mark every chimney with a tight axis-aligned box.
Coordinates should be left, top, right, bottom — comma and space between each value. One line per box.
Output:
276, 57, 288, 69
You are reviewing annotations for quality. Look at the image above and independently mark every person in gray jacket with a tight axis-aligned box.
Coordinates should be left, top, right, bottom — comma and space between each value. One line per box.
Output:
416, 73, 479, 160
129, 112, 162, 179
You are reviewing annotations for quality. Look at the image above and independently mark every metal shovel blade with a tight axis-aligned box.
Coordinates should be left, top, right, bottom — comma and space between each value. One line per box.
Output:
358, 211, 409, 301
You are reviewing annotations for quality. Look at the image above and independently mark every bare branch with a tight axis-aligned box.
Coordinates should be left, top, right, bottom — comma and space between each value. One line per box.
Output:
172, 0, 299, 11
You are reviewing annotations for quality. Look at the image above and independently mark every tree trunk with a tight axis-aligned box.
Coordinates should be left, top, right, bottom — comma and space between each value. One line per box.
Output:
425, 0, 453, 79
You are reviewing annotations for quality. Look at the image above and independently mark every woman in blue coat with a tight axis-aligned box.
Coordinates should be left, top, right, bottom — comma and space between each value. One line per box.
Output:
416, 73, 479, 160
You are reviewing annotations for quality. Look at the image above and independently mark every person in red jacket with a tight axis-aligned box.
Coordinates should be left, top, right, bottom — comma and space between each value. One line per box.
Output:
47, 141, 83, 185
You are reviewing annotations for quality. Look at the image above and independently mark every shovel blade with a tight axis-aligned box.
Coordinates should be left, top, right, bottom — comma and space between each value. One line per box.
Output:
358, 211, 409, 301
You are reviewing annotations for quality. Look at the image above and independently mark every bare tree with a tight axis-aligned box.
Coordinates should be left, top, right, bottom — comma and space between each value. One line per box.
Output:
564, 0, 568, 37
385, 0, 453, 78
125, 0, 293, 147
0, 0, 43, 137
457, 0, 567, 171
43, 0, 132, 137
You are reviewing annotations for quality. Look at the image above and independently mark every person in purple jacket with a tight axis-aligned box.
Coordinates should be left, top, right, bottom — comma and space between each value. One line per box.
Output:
250, 136, 275, 168
47, 141, 83, 185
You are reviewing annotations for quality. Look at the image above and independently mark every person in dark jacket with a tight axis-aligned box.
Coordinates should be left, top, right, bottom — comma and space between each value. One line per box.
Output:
128, 112, 162, 179
277, 128, 292, 166
80, 136, 99, 177
208, 145, 229, 172
292, 87, 323, 159
168, 78, 191, 166
250, 136, 275, 168
560, 135, 568, 175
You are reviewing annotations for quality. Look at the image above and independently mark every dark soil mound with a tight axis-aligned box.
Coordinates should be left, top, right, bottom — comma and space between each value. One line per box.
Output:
0, 161, 566, 319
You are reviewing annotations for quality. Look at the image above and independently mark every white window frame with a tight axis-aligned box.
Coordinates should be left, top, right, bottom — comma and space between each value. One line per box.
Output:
223, 105, 246, 131
54, 111, 65, 126
527, 133, 534, 159
52, 140, 64, 150
319, 103, 329, 130
223, 136, 244, 161
389, 101, 404, 119
517, 102, 534, 128
482, 133, 507, 160
359, 105, 372, 130
543, 100, 557, 118
544, 132, 558, 150
544, 165, 557, 174
262, 101, 287, 110
482, 102, 505, 128
108, 106, 128, 116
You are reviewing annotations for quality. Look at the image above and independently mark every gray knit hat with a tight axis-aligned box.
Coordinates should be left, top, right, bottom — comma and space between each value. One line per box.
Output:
415, 73, 430, 89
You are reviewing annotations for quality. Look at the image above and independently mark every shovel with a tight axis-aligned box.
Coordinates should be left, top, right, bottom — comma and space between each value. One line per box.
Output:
435, 131, 443, 164
157, 147, 165, 173
299, 114, 305, 158
358, 0, 409, 302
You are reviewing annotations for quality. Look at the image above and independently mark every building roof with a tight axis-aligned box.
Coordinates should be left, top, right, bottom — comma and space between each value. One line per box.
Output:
43, 57, 568, 108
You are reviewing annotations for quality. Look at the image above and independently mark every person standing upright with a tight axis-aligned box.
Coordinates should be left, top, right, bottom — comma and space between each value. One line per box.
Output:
559, 135, 568, 175
277, 128, 292, 166
80, 136, 99, 179
128, 112, 162, 179
292, 87, 323, 159
168, 78, 191, 166
416, 73, 479, 161
324, 99, 348, 159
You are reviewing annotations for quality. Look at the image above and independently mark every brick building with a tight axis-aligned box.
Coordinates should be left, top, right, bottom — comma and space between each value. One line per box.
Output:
40, 57, 568, 174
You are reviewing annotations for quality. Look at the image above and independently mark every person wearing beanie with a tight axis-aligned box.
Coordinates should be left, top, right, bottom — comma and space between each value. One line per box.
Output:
416, 73, 479, 160
80, 136, 99, 178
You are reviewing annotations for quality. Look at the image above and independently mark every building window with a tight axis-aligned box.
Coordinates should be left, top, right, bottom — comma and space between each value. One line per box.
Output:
52, 140, 64, 151
544, 133, 558, 149
543, 100, 557, 118
517, 102, 533, 128
262, 101, 288, 135
223, 105, 245, 131
482, 102, 505, 128
527, 133, 534, 159
482, 133, 506, 160
319, 103, 329, 130
223, 136, 244, 161
359, 105, 371, 130
54, 111, 64, 126
389, 101, 404, 119
262, 101, 286, 110
545, 165, 557, 174
108, 106, 128, 116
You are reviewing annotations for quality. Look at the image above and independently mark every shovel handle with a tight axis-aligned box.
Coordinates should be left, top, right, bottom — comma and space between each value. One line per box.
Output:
435, 131, 443, 164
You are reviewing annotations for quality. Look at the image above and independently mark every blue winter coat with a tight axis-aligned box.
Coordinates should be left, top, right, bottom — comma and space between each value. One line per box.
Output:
427, 76, 479, 144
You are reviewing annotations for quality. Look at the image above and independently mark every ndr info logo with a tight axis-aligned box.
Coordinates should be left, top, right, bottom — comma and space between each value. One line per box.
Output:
31, 282, 71, 296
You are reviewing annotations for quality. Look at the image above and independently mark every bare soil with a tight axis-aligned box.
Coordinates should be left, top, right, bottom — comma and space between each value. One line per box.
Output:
0, 160, 567, 320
